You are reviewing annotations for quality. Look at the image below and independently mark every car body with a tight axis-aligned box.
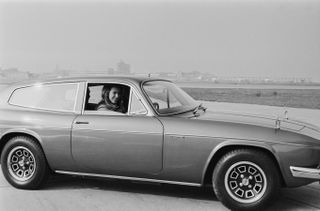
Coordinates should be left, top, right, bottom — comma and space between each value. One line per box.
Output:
0, 76, 319, 210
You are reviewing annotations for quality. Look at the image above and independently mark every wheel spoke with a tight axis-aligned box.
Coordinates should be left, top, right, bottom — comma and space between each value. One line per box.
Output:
255, 174, 263, 183
16, 169, 23, 177
24, 170, 30, 177
16, 150, 23, 157
229, 181, 238, 190
235, 188, 244, 197
23, 150, 29, 157
237, 165, 246, 173
12, 164, 19, 171
230, 171, 239, 179
11, 155, 19, 163
254, 184, 262, 193
245, 190, 255, 198
248, 166, 257, 175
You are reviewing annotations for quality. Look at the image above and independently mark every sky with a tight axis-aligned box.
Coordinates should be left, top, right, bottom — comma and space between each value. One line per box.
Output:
0, 0, 320, 81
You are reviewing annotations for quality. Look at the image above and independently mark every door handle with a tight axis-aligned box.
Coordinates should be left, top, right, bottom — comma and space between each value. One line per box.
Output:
75, 121, 89, 124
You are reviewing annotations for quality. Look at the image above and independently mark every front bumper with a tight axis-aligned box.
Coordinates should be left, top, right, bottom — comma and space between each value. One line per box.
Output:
290, 166, 320, 180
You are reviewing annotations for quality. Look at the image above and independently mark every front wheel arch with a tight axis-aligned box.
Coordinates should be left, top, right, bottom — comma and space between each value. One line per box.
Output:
212, 148, 281, 210
202, 145, 285, 187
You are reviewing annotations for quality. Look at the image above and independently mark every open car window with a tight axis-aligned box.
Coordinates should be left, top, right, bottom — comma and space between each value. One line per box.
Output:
84, 83, 130, 115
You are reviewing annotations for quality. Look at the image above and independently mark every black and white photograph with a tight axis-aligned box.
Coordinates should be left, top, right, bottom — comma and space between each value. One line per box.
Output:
0, 0, 319, 210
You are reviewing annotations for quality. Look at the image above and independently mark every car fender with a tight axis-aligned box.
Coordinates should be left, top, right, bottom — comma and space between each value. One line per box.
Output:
0, 128, 44, 147
201, 139, 283, 185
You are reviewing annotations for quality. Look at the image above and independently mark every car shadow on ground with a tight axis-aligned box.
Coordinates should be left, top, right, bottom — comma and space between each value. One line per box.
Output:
42, 174, 311, 210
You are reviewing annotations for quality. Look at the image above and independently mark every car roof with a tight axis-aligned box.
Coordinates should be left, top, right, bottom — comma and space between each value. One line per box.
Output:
7, 75, 170, 88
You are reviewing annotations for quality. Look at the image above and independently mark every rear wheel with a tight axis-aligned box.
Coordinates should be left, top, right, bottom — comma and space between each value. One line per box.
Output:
1, 136, 49, 189
212, 149, 280, 210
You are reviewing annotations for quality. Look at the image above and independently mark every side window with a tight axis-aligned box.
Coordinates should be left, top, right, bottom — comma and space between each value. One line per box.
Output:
9, 83, 78, 112
129, 91, 147, 115
84, 83, 130, 114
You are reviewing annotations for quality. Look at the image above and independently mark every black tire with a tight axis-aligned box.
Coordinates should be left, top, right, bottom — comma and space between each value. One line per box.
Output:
212, 149, 280, 211
1, 136, 49, 189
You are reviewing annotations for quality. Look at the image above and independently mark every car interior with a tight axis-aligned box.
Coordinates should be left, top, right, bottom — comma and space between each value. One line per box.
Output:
84, 83, 130, 113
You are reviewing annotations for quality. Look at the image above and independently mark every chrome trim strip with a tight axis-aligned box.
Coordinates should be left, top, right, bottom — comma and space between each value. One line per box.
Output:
71, 127, 162, 135
81, 81, 89, 115
167, 134, 312, 147
55, 170, 201, 187
73, 83, 80, 112
290, 166, 320, 180
128, 88, 133, 114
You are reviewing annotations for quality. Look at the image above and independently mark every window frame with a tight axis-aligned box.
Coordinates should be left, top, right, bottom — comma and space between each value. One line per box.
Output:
128, 89, 148, 116
82, 82, 149, 116
141, 79, 197, 116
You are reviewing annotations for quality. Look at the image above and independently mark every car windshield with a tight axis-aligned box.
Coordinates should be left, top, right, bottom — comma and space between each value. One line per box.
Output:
143, 80, 198, 115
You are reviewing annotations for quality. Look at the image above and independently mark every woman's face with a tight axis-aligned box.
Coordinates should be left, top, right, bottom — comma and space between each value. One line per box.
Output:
108, 87, 121, 104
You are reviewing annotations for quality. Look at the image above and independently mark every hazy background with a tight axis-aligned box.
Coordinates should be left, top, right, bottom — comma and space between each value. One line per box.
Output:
1, 0, 320, 81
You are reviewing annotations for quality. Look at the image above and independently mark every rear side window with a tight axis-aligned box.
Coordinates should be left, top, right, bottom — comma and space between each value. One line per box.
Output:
9, 83, 78, 112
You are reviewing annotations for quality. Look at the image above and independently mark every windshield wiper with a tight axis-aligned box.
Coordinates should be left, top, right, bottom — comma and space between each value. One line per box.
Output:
193, 103, 207, 115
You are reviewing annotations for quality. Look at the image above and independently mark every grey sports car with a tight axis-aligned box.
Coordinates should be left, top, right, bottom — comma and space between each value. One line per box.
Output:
0, 76, 319, 210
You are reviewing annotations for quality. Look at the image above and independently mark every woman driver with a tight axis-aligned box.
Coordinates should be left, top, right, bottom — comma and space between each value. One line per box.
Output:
96, 85, 126, 113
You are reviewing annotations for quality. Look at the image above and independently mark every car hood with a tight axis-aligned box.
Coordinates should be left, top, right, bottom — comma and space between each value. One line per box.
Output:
197, 110, 279, 127
190, 108, 320, 141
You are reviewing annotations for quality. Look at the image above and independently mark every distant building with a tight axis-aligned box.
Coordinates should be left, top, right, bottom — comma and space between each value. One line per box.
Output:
180, 71, 203, 81
0, 68, 29, 83
116, 61, 131, 75
0, 74, 6, 83
107, 68, 115, 75
27, 72, 39, 79
0, 68, 19, 76
156, 72, 177, 80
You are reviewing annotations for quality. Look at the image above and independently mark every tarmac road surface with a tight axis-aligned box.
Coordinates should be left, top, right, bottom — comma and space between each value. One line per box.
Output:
0, 172, 319, 211
0, 102, 320, 211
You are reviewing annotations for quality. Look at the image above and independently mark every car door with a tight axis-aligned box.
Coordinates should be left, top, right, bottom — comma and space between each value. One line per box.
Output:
71, 83, 164, 176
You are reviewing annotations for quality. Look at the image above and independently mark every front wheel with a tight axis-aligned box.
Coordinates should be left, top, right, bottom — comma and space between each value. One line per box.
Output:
212, 149, 280, 211
1, 136, 49, 189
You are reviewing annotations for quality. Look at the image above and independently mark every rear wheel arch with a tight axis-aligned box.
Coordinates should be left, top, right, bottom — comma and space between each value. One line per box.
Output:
0, 132, 45, 164
202, 145, 285, 187
0, 134, 51, 189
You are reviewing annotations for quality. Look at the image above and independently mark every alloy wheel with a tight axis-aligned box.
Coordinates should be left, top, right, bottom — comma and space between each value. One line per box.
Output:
7, 146, 37, 182
224, 161, 267, 203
